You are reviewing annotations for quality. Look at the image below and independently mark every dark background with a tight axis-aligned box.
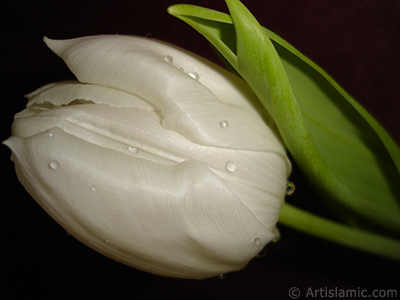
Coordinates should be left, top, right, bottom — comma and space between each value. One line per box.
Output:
1, 0, 399, 298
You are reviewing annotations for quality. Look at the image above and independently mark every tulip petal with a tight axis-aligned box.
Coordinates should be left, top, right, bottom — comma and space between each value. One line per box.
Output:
11, 102, 287, 229
43, 35, 287, 154
4, 127, 274, 279
26, 80, 155, 110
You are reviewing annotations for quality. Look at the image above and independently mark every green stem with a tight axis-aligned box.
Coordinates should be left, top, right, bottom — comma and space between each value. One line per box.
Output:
279, 203, 400, 261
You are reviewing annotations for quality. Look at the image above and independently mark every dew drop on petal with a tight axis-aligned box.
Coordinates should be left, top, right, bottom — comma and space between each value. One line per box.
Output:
272, 233, 281, 243
254, 237, 260, 245
128, 146, 139, 154
163, 55, 173, 63
48, 160, 59, 170
256, 246, 268, 258
48, 132, 54, 138
219, 274, 225, 279
225, 161, 237, 172
188, 72, 199, 80
90, 186, 97, 192
219, 120, 229, 129
286, 181, 295, 196
271, 227, 280, 243
105, 238, 111, 243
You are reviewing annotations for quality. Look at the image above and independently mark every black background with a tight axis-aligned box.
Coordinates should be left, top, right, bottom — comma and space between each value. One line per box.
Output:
1, 0, 399, 299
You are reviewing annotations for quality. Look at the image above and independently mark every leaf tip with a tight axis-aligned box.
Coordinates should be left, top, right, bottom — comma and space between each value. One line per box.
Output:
167, 4, 179, 16
167, 4, 193, 17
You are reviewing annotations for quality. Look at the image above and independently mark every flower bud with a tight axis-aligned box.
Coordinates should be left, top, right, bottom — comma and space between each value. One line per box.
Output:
4, 35, 290, 279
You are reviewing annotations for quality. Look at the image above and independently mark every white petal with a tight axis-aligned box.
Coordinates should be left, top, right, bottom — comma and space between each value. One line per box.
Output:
26, 80, 154, 110
4, 127, 274, 279
11, 102, 287, 228
44, 35, 286, 154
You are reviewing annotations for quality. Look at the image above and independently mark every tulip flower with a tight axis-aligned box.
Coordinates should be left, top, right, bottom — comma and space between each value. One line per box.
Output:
4, 35, 291, 279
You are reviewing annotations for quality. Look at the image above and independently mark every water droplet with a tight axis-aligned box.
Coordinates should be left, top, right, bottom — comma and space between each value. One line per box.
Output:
225, 161, 237, 172
272, 233, 280, 243
128, 146, 139, 154
179, 67, 184, 72
286, 181, 295, 196
254, 237, 260, 244
105, 238, 111, 243
256, 246, 268, 258
188, 72, 199, 80
163, 55, 173, 63
219, 120, 229, 129
219, 274, 225, 279
90, 186, 97, 192
48, 160, 59, 170
48, 132, 54, 138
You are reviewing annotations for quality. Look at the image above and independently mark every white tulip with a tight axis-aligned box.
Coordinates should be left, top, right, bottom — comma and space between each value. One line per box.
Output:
4, 35, 291, 279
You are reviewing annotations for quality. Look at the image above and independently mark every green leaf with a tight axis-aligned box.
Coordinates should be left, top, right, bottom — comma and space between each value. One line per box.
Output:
168, 1, 400, 238
167, 4, 238, 68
